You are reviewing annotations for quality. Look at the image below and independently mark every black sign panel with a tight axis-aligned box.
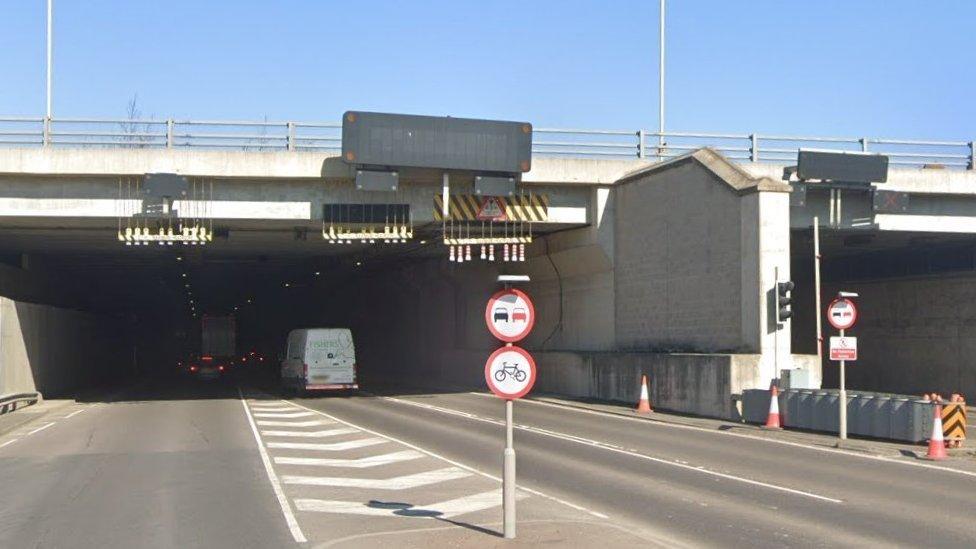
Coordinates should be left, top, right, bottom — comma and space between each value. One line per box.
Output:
323, 204, 410, 224
797, 150, 888, 183
342, 111, 532, 173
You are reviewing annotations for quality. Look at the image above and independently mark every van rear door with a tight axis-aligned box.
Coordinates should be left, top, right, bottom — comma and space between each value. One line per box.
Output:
304, 329, 357, 389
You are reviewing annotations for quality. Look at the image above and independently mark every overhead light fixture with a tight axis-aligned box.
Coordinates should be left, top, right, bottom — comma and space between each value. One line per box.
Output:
284, 283, 290, 288
314, 271, 321, 276
355, 261, 362, 267
176, 256, 183, 261
182, 273, 187, 278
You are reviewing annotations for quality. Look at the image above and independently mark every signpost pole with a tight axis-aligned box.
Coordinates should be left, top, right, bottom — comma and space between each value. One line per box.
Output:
503, 398, 516, 539
486, 276, 535, 540
839, 327, 847, 441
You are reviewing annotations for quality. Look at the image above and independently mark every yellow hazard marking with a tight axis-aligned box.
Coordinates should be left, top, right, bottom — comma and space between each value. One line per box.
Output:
434, 194, 548, 222
943, 403, 967, 441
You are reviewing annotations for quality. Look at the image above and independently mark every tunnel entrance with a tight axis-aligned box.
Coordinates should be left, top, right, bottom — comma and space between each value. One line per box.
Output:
791, 228, 976, 398
0, 212, 578, 399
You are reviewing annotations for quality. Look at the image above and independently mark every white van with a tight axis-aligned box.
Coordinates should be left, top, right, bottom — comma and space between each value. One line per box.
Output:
280, 328, 359, 394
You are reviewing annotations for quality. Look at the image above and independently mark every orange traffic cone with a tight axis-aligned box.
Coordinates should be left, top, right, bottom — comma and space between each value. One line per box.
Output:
763, 385, 782, 429
924, 403, 948, 460
635, 375, 653, 414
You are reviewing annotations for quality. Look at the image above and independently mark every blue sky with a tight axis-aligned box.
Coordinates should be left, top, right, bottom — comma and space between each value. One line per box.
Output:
1, 1, 973, 138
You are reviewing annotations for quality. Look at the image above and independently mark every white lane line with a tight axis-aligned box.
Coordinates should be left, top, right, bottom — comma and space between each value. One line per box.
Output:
273, 450, 425, 469
257, 419, 334, 427
26, 422, 56, 436
237, 389, 307, 544
0, 439, 19, 449
249, 404, 301, 410
282, 398, 609, 519
282, 467, 472, 489
65, 409, 87, 419
253, 411, 315, 418
386, 396, 843, 504
267, 438, 388, 452
260, 428, 359, 438
472, 392, 976, 481
295, 489, 528, 519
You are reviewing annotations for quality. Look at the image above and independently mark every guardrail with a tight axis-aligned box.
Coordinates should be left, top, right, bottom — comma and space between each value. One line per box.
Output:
1, 116, 973, 169
0, 392, 41, 415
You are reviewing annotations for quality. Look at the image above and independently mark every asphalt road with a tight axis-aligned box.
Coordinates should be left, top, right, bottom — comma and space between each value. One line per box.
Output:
1, 377, 974, 548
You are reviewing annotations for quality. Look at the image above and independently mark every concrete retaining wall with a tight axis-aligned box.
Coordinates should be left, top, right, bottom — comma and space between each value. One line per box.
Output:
0, 297, 128, 397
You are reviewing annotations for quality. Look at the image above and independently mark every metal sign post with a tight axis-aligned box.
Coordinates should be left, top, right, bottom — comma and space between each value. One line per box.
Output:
504, 396, 515, 538
827, 294, 859, 442
485, 275, 536, 539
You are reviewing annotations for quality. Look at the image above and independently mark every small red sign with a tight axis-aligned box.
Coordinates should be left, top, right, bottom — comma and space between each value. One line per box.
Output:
829, 336, 857, 361
476, 197, 508, 221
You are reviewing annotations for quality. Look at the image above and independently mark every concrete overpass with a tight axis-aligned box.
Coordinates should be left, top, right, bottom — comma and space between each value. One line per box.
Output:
1, 135, 976, 417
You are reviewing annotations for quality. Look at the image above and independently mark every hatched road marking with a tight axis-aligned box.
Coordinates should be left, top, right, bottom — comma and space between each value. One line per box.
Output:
282, 467, 472, 489
294, 489, 529, 519
253, 411, 315, 418
266, 438, 388, 452
257, 419, 334, 427
273, 450, 425, 469
260, 428, 359, 438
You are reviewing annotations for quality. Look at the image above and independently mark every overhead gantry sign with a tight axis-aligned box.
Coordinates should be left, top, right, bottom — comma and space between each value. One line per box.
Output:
340, 111, 536, 263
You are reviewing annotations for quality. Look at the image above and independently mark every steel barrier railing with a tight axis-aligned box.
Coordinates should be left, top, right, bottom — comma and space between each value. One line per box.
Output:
0, 116, 972, 169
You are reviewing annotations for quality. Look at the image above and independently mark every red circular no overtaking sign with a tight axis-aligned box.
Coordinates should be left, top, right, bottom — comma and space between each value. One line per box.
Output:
485, 288, 536, 343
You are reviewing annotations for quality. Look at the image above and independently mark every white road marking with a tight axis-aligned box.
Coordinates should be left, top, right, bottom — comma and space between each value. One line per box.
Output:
273, 450, 425, 469
473, 392, 976, 481
253, 411, 315, 418
65, 409, 87, 419
260, 428, 359, 438
282, 467, 472, 489
267, 438, 388, 452
249, 404, 301, 410
0, 439, 18, 449
295, 489, 528, 519
257, 419, 334, 427
27, 422, 56, 436
386, 396, 843, 504
283, 398, 609, 519
237, 389, 307, 543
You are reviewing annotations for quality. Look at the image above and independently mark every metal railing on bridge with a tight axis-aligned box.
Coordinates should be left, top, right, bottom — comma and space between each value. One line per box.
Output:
0, 116, 972, 170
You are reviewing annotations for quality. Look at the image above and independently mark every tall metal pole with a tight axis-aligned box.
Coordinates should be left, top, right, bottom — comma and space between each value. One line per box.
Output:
46, 0, 53, 118
503, 398, 516, 539
839, 328, 847, 441
814, 217, 822, 360
658, 0, 665, 149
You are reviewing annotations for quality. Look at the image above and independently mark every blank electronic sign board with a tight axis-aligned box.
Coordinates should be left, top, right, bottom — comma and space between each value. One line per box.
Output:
342, 111, 532, 173
797, 150, 889, 183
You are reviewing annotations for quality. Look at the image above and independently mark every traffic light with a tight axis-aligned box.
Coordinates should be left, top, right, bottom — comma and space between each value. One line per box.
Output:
776, 281, 795, 323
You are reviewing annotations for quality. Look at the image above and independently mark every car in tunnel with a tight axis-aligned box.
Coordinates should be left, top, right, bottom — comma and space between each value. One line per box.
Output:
280, 328, 358, 395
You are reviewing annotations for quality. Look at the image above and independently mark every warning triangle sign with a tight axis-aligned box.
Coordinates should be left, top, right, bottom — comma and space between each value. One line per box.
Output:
476, 197, 508, 221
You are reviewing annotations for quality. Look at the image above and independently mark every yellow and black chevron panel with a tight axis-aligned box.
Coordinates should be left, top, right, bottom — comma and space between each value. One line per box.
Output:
433, 194, 549, 222
942, 403, 967, 441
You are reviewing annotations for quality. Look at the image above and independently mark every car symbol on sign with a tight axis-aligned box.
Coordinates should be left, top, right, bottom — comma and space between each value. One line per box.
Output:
512, 307, 527, 322
493, 307, 509, 323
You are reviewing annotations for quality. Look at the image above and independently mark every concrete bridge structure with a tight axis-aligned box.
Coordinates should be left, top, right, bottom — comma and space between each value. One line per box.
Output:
1, 137, 976, 418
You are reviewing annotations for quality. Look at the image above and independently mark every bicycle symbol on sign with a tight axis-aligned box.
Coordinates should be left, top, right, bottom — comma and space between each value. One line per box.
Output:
494, 361, 527, 383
